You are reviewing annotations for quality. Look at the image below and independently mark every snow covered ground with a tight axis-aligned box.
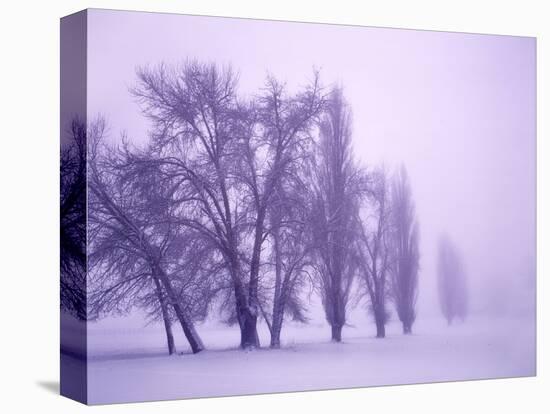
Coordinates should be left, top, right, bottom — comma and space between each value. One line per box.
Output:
84, 314, 535, 404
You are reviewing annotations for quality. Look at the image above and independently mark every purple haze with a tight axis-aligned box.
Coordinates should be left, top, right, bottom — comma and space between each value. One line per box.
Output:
62, 9, 537, 404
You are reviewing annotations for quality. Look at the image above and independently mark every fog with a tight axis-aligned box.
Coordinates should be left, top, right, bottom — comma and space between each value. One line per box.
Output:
86, 9, 535, 321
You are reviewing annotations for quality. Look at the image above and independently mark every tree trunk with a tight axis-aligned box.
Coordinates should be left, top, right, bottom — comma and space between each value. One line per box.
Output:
153, 277, 176, 355
155, 266, 204, 353
375, 317, 386, 338
270, 303, 285, 349
238, 306, 259, 349
228, 250, 260, 350
232, 284, 260, 350
270, 225, 284, 349
330, 289, 346, 342
331, 324, 343, 342
403, 321, 412, 334
243, 208, 265, 350
248, 209, 266, 299
270, 320, 282, 349
170, 299, 205, 353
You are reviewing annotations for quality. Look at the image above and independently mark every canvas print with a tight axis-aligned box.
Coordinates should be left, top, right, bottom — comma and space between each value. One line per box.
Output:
60, 9, 536, 405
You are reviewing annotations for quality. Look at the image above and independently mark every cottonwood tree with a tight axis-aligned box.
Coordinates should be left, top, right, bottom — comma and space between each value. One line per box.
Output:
390, 166, 420, 334
240, 75, 323, 348
60, 120, 87, 320
87, 120, 206, 354
132, 61, 324, 348
132, 61, 255, 348
357, 167, 392, 338
437, 235, 468, 325
311, 87, 360, 342
260, 176, 315, 348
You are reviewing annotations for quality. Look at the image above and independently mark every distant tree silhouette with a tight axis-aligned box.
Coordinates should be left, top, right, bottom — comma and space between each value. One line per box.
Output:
437, 235, 468, 325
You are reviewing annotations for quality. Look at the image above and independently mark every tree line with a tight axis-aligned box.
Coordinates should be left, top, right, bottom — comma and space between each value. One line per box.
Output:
62, 60, 428, 354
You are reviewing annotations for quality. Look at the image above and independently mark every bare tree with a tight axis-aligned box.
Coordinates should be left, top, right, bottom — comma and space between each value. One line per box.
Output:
87, 119, 207, 354
132, 61, 324, 349
437, 235, 468, 325
260, 175, 315, 348
241, 75, 323, 348
357, 167, 392, 338
311, 87, 360, 342
60, 120, 87, 320
390, 165, 420, 334
132, 61, 258, 348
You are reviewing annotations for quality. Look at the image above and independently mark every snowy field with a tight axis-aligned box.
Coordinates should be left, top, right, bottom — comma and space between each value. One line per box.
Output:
83, 314, 535, 404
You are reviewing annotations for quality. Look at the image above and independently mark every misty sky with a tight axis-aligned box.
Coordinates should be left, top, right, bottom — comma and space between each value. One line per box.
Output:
87, 9, 536, 318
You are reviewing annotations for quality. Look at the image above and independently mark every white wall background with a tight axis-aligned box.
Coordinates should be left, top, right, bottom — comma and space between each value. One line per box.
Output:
0, 0, 547, 412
